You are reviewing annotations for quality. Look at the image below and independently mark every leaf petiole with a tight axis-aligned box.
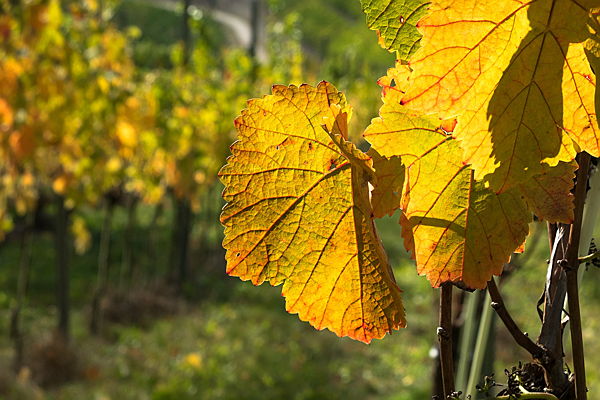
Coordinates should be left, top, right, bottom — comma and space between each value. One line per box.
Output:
578, 250, 600, 264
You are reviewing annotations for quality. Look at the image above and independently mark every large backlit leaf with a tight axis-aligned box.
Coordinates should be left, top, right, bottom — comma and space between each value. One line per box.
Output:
402, 0, 600, 192
361, 0, 429, 61
219, 82, 405, 343
365, 66, 530, 289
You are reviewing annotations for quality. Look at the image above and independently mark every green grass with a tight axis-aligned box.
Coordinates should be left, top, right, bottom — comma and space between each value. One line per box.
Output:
0, 262, 434, 400
49, 290, 431, 400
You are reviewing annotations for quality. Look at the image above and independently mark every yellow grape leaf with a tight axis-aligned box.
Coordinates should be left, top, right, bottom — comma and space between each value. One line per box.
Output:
9, 127, 36, 161
0, 58, 23, 94
361, 0, 429, 61
0, 98, 13, 129
519, 161, 576, 224
365, 67, 530, 289
380, 62, 574, 223
369, 150, 405, 218
52, 174, 71, 195
71, 215, 92, 254
377, 62, 458, 133
116, 119, 138, 147
219, 82, 405, 343
402, 0, 600, 192
377, 63, 413, 103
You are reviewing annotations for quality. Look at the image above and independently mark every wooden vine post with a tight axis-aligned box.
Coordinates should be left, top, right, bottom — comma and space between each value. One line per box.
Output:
438, 283, 455, 397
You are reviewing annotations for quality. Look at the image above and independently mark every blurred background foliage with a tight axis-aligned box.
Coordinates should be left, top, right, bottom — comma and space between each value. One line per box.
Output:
0, 0, 598, 399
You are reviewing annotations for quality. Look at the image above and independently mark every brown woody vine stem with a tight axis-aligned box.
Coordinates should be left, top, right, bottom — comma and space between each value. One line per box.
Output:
438, 282, 455, 397
540, 223, 569, 393
565, 152, 591, 400
487, 278, 544, 358
496, 392, 559, 400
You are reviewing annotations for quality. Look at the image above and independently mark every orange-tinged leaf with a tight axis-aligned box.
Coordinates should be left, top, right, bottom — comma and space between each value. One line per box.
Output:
219, 82, 405, 343
365, 67, 530, 289
52, 174, 71, 195
0, 58, 23, 94
515, 240, 526, 254
0, 98, 13, 128
9, 128, 35, 160
376, 63, 458, 132
378, 63, 412, 102
370, 150, 405, 218
402, 0, 600, 192
519, 161, 576, 223
116, 120, 138, 147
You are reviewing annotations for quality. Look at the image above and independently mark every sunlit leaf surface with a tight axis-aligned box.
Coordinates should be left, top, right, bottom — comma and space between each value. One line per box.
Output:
219, 83, 405, 343
365, 66, 530, 289
402, 0, 600, 192
361, 0, 429, 61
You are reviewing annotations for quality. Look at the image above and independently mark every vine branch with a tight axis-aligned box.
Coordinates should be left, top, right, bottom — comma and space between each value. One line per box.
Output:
438, 283, 455, 397
565, 152, 591, 400
495, 392, 559, 400
539, 223, 570, 392
487, 278, 544, 358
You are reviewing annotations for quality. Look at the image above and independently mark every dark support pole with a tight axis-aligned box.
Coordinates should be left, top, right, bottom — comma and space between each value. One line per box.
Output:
121, 197, 137, 286
249, 0, 260, 59
177, 198, 192, 289
90, 201, 113, 335
10, 224, 33, 372
169, 197, 192, 292
55, 196, 70, 341
148, 203, 163, 281
182, 0, 191, 65
439, 283, 455, 397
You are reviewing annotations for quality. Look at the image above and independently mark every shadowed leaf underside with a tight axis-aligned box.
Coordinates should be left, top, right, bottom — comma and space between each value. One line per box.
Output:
361, 0, 429, 61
